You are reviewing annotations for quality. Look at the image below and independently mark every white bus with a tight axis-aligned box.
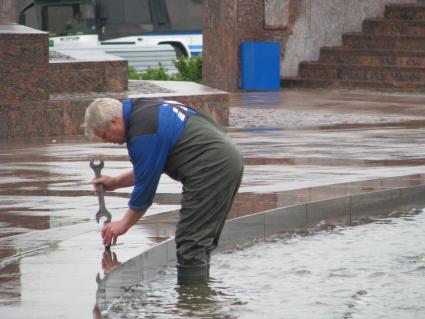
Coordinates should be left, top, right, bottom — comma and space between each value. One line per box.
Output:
19, 0, 203, 58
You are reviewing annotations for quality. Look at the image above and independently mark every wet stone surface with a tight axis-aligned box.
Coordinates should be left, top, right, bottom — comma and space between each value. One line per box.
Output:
2, 88, 425, 318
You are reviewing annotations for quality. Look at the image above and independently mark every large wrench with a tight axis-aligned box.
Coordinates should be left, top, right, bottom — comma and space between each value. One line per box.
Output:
90, 159, 112, 251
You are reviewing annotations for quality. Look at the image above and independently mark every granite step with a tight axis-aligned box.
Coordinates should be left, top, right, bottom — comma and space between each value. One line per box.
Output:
384, 4, 425, 21
298, 62, 425, 82
320, 47, 425, 67
342, 33, 425, 50
362, 18, 425, 36
281, 77, 425, 92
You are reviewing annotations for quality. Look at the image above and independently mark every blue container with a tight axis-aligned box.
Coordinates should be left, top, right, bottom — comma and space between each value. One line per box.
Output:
240, 41, 280, 90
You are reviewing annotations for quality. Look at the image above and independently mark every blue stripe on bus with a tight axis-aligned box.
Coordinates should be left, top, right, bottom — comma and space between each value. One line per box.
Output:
188, 45, 203, 49
190, 51, 202, 56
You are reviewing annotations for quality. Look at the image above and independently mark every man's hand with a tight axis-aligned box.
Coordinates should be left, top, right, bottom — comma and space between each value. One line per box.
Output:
100, 208, 145, 246
102, 219, 128, 246
92, 169, 135, 194
92, 175, 118, 193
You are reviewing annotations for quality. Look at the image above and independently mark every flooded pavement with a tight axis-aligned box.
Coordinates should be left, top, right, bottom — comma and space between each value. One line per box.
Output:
2, 88, 425, 317
103, 209, 425, 319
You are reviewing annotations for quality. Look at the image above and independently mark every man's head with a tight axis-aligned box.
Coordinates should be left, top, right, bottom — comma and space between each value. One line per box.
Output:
84, 98, 126, 144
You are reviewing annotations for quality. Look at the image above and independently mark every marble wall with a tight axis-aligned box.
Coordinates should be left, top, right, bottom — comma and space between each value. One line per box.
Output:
203, 0, 418, 92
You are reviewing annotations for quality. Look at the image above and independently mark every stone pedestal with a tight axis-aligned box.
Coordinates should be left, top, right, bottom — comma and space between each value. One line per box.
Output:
0, 24, 49, 138
0, 24, 49, 104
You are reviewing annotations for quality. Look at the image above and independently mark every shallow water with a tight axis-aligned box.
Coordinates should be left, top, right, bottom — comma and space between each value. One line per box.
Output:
104, 209, 425, 319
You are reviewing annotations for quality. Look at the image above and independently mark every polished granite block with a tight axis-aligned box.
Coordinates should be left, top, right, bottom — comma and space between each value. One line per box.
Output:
0, 71, 48, 103
342, 34, 425, 50
49, 61, 128, 94
363, 18, 425, 36
282, 78, 425, 92
0, 24, 49, 105
0, 101, 81, 138
299, 63, 425, 82
0, 99, 87, 138
384, 4, 425, 20
319, 48, 425, 67
0, 38, 48, 69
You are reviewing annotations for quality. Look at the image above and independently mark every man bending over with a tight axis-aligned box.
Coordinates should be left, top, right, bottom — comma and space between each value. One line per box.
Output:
84, 98, 243, 284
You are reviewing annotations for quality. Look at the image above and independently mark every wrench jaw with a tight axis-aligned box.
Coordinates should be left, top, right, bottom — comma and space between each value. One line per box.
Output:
90, 159, 104, 171
96, 210, 112, 224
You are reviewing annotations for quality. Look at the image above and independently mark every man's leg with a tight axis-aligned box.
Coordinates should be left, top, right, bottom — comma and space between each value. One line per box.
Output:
175, 145, 243, 284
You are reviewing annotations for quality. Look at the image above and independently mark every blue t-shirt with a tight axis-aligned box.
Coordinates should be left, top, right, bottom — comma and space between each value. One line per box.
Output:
123, 98, 196, 211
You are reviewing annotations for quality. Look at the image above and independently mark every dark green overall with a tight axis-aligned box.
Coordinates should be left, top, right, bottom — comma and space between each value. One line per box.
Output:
164, 109, 244, 284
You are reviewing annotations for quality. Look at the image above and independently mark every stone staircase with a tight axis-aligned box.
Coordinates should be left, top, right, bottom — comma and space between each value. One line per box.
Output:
282, 4, 425, 92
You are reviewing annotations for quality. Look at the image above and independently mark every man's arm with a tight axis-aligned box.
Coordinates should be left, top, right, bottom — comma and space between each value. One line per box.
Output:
102, 207, 146, 245
93, 169, 134, 191
113, 169, 135, 188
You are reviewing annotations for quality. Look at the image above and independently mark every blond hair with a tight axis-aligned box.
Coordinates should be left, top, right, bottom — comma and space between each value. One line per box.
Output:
84, 98, 123, 136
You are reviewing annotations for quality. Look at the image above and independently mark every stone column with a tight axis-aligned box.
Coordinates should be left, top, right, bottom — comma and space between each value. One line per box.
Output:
203, 0, 240, 92
203, 0, 292, 92
0, 0, 50, 138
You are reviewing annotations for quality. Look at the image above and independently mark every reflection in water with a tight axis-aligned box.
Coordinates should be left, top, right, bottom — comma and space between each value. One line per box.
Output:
99, 209, 425, 319
96, 246, 242, 319
0, 263, 21, 305
102, 251, 122, 275
103, 275, 242, 319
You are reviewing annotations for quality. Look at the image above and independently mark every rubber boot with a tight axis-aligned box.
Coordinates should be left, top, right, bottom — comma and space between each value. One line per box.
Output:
177, 264, 209, 285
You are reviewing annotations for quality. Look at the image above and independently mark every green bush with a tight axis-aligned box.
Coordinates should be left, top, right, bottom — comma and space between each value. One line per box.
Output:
128, 56, 203, 83
172, 56, 203, 83
128, 66, 141, 80
128, 64, 170, 80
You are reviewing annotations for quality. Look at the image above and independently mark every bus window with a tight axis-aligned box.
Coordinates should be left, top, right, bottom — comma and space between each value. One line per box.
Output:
100, 0, 153, 40
42, 5, 74, 35
41, 3, 96, 36
165, 0, 202, 31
